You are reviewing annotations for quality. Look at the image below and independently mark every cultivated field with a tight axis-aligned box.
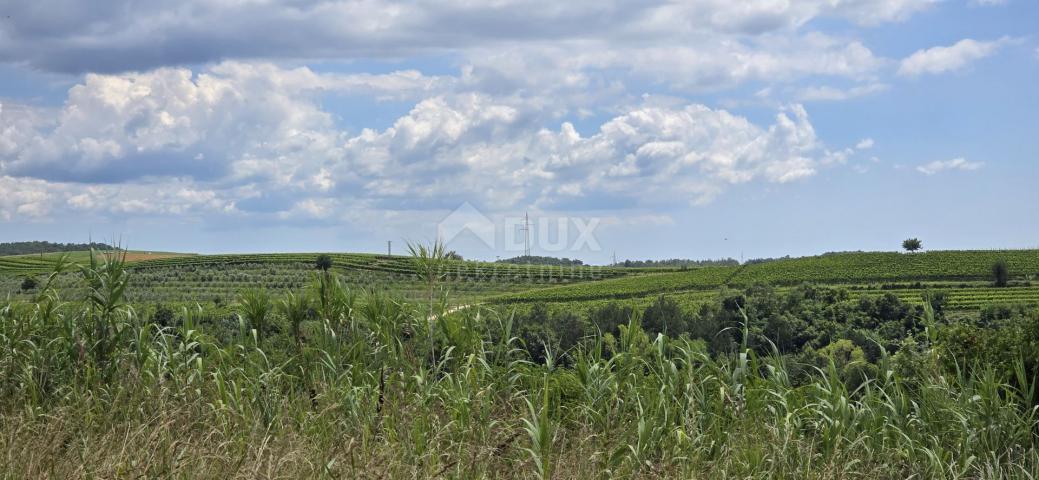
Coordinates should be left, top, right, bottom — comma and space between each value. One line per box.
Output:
2, 247, 1038, 478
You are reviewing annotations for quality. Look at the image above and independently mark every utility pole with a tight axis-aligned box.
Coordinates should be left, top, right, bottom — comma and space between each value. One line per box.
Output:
612, 251, 617, 266
520, 212, 531, 257
387, 240, 392, 256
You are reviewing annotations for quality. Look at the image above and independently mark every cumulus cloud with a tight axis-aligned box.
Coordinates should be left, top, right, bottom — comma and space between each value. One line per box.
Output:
1, 63, 452, 184
916, 158, 984, 175
333, 96, 833, 208
898, 38, 1008, 77
0, 64, 850, 221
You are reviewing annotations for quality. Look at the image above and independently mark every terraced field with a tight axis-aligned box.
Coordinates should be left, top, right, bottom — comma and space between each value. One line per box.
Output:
492, 265, 738, 303
0, 251, 630, 305
5, 248, 1039, 311
126, 252, 628, 282
490, 249, 1039, 311
730, 250, 1039, 286
851, 285, 1039, 310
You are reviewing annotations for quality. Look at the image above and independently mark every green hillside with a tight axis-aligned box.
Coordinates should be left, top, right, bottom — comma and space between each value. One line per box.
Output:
0, 251, 632, 305
6, 248, 1039, 309
729, 250, 1039, 286
491, 249, 1039, 309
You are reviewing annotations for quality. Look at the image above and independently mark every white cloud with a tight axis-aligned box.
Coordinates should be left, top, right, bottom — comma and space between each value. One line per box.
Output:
796, 83, 889, 101
916, 158, 984, 175
0, 176, 53, 221
970, 0, 1007, 5
1, 63, 455, 185
0, 63, 854, 220
856, 138, 875, 150
0, 0, 932, 74
334, 96, 835, 207
898, 38, 1008, 77
0, 175, 239, 221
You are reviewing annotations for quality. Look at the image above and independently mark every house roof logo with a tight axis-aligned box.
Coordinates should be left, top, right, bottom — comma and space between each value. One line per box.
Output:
437, 202, 496, 248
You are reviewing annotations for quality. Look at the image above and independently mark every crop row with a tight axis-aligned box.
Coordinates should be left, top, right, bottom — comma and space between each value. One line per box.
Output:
729, 250, 1039, 286
0, 260, 557, 305
858, 286, 1039, 307
491, 266, 740, 303
491, 250, 1039, 304
108, 252, 628, 280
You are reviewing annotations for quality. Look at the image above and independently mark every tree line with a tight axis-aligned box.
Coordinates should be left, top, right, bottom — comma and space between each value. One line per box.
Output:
0, 241, 114, 256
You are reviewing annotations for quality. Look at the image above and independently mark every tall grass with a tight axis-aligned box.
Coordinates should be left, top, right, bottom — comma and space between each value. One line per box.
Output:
0, 250, 1037, 478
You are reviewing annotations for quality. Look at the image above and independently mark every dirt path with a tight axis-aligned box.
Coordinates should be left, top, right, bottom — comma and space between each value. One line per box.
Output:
429, 303, 479, 321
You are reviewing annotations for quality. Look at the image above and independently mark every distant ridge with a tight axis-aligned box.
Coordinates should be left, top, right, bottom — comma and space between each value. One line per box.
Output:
0, 241, 114, 256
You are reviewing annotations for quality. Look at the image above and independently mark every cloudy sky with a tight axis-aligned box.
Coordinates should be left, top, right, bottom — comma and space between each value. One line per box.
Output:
1, 0, 1036, 262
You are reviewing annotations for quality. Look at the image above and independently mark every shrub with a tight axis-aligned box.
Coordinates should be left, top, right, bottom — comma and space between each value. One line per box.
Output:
151, 304, 176, 327
641, 295, 688, 336
993, 260, 1009, 287
315, 254, 333, 272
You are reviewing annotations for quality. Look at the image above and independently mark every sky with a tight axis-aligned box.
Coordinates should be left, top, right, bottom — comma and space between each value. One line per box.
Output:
0, 0, 1036, 264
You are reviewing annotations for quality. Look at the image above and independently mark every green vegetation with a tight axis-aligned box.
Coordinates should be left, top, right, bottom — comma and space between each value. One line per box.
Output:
903, 237, 922, 252
315, 253, 333, 272
729, 250, 1039, 286
494, 265, 739, 303
614, 257, 740, 268
0, 240, 113, 255
2, 250, 1039, 478
498, 255, 585, 266
494, 250, 1039, 309
0, 251, 630, 307
995, 260, 1011, 287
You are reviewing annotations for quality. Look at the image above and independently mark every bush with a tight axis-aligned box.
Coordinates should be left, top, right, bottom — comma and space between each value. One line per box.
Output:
641, 295, 688, 336
315, 254, 333, 272
992, 260, 1009, 287
587, 303, 634, 337
151, 304, 176, 327
20, 276, 37, 291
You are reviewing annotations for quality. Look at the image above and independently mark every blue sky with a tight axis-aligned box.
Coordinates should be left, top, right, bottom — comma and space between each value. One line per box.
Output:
0, 0, 1036, 264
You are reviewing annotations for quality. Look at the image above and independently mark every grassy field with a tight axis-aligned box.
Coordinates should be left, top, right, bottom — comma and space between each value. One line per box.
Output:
3, 249, 1038, 478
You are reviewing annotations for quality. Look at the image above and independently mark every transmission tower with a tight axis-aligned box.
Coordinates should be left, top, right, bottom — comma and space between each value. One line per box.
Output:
520, 212, 531, 257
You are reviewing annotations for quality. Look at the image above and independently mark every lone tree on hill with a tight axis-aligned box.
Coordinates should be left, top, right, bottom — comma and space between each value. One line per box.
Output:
315, 254, 333, 272
992, 260, 1009, 288
902, 238, 922, 252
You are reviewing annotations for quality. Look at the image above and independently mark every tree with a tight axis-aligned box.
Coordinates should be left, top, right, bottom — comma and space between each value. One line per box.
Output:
902, 238, 922, 252
315, 254, 333, 272
992, 260, 1009, 288
446, 250, 464, 261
